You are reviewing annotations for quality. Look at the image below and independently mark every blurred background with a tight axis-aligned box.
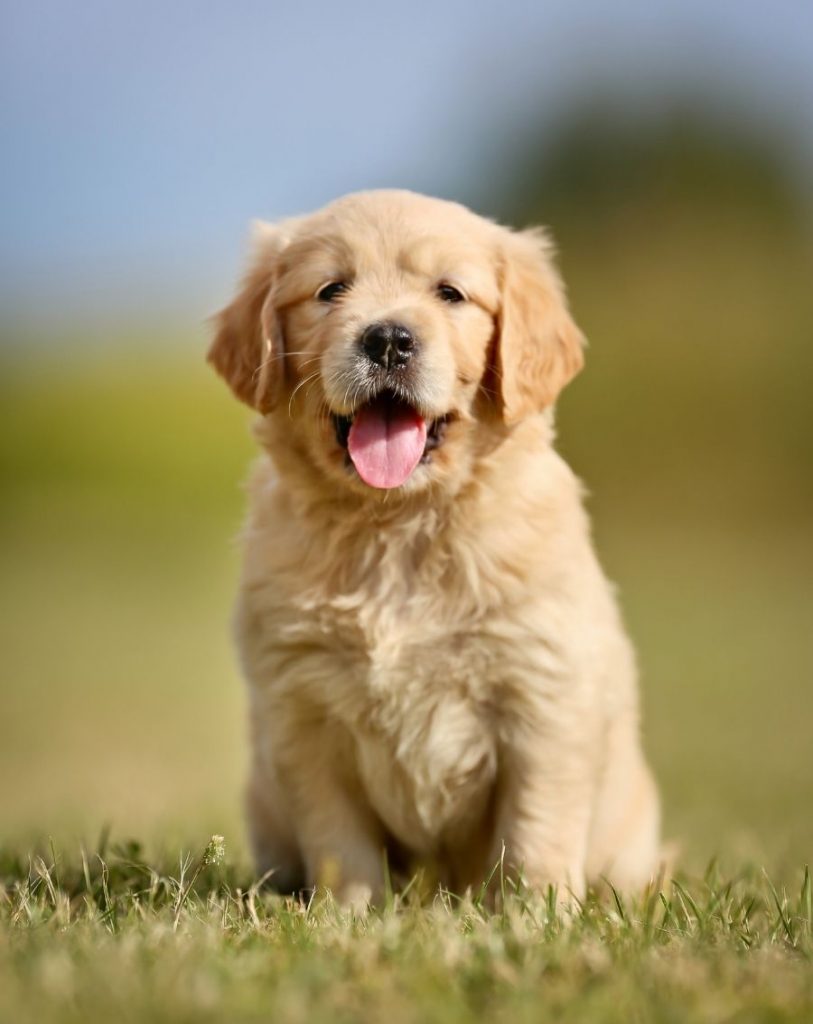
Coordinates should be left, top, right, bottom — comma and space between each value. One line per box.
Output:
2, 1, 811, 873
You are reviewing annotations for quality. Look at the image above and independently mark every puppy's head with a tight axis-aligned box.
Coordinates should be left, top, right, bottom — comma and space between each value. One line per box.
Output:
209, 190, 583, 497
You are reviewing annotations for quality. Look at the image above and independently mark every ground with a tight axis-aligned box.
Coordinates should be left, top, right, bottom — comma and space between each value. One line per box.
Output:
1, 839, 811, 1023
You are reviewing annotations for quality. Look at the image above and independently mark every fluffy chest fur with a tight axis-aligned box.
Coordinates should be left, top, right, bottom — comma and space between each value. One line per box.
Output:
236, 444, 600, 853
240, 493, 501, 847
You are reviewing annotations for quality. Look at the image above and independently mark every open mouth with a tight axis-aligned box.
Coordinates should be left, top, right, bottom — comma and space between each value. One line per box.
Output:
331, 390, 451, 490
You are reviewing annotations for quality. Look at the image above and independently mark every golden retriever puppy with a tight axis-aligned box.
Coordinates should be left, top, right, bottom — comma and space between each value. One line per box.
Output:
208, 190, 660, 907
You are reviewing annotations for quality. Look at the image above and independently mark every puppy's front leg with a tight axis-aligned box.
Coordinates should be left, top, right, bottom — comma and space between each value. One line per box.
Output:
489, 731, 594, 904
277, 721, 386, 910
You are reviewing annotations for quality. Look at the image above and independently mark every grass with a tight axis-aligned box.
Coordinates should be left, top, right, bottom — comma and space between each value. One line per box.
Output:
1, 837, 812, 1023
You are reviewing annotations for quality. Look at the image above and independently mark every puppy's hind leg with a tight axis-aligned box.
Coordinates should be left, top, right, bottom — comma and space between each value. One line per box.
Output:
585, 720, 661, 894
245, 761, 304, 893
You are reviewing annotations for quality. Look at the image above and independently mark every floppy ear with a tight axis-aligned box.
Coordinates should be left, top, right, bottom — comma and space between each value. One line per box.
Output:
494, 227, 585, 425
207, 220, 291, 412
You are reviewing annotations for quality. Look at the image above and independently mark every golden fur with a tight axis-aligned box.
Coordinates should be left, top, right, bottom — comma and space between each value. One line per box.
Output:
209, 190, 661, 906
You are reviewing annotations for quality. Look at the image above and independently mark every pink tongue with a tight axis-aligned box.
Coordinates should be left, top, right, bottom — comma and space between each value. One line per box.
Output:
347, 399, 427, 489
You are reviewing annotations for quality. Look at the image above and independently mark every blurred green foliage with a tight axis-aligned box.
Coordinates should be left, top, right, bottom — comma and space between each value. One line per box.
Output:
1, 106, 811, 872
499, 102, 813, 529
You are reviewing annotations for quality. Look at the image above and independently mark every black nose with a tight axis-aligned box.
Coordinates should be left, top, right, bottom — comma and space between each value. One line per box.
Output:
359, 321, 415, 370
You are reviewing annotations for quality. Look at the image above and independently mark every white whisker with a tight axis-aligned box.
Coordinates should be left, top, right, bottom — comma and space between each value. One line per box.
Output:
287, 370, 323, 418
252, 351, 323, 383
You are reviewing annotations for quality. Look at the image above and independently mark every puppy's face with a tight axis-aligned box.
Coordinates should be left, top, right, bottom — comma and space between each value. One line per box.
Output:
209, 191, 583, 497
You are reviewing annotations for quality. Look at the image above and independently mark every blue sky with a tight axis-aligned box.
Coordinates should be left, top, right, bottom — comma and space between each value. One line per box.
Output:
2, 0, 812, 336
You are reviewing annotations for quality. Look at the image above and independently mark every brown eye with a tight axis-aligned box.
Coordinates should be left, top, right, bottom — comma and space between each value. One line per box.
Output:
316, 281, 349, 303
437, 283, 466, 303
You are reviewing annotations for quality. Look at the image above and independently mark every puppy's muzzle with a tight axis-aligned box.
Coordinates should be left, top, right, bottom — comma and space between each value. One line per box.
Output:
359, 321, 416, 371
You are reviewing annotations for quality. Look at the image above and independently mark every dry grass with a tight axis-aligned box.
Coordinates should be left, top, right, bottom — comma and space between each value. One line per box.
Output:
1, 838, 812, 1024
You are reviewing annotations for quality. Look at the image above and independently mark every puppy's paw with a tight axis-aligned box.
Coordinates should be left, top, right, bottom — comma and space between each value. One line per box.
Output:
334, 881, 376, 915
